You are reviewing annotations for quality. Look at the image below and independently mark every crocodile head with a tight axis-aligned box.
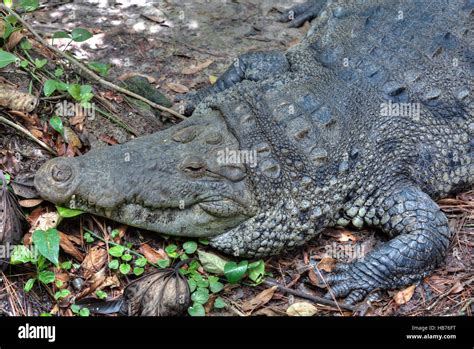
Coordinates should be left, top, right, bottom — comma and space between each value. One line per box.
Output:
34, 105, 259, 237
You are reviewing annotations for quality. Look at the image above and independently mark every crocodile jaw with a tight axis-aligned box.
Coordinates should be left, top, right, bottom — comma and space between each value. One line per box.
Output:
34, 107, 258, 237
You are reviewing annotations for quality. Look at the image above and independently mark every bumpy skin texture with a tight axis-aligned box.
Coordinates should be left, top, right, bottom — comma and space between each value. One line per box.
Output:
35, 0, 473, 303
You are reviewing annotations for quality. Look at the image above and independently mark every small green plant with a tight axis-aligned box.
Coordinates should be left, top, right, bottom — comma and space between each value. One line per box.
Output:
71, 304, 90, 317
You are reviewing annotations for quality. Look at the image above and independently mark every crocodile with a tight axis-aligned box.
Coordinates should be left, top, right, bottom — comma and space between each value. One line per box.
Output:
34, 0, 473, 304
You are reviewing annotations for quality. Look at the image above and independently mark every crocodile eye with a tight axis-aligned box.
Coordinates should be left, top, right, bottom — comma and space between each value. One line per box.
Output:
172, 126, 197, 143
51, 163, 73, 182
205, 131, 222, 145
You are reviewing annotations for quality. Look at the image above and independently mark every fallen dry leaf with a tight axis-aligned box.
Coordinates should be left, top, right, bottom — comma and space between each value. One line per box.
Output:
69, 113, 85, 126
317, 257, 337, 272
394, 284, 416, 305
448, 281, 464, 295
209, 75, 218, 84
63, 127, 82, 148
181, 59, 213, 75
55, 272, 70, 284
287, 302, 318, 316
59, 232, 84, 262
139, 243, 168, 264
81, 246, 108, 279
29, 211, 61, 233
0, 84, 37, 112
29, 128, 43, 138
166, 82, 189, 94
242, 286, 277, 312
18, 199, 43, 208
338, 232, 357, 242
98, 275, 121, 290
6, 31, 25, 51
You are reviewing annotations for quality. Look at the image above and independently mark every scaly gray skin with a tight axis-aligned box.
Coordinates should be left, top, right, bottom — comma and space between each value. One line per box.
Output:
35, 0, 473, 304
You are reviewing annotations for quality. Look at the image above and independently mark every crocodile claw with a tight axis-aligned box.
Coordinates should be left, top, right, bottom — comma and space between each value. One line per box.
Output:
322, 261, 383, 305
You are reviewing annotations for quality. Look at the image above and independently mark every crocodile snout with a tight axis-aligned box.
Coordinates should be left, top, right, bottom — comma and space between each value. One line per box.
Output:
34, 157, 80, 205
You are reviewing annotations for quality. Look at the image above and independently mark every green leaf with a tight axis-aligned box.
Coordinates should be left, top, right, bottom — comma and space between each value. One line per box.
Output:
49, 115, 64, 136
54, 289, 70, 300
54, 68, 64, 77
71, 304, 80, 314
71, 28, 93, 42
157, 259, 170, 268
119, 263, 131, 274
67, 83, 81, 101
19, 0, 39, 12
88, 61, 110, 76
20, 39, 32, 51
43, 80, 58, 97
53, 31, 71, 39
109, 245, 125, 257
248, 260, 265, 284
2, 21, 13, 40
19, 60, 28, 68
135, 257, 147, 267
188, 278, 197, 293
55, 280, 63, 288
214, 297, 226, 309
24, 278, 35, 292
0, 50, 18, 68
198, 238, 209, 245
208, 276, 224, 293
197, 250, 228, 275
224, 260, 248, 284
57, 206, 84, 218
61, 260, 72, 270
191, 287, 209, 305
79, 308, 90, 317
38, 270, 55, 284
10, 245, 35, 264
108, 259, 119, 270
3, 0, 13, 9
95, 290, 107, 300
188, 303, 205, 317
133, 267, 144, 276
34, 58, 47, 69
183, 241, 198, 254
165, 244, 179, 258
84, 232, 94, 243
110, 229, 119, 238
121, 253, 133, 262
32, 229, 60, 266
191, 272, 207, 284
40, 313, 52, 317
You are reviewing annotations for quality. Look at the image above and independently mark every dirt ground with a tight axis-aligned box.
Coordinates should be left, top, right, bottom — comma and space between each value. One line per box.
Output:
0, 0, 472, 317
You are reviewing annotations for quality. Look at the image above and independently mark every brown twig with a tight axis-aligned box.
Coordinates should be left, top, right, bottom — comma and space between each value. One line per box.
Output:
0, 114, 57, 155
263, 278, 355, 312
0, 4, 186, 121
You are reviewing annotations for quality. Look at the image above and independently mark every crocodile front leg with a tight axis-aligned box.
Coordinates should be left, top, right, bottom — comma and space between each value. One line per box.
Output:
176, 51, 289, 115
278, 0, 326, 28
323, 185, 452, 305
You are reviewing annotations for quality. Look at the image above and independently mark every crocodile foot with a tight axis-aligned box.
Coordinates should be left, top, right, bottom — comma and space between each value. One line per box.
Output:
278, 0, 326, 28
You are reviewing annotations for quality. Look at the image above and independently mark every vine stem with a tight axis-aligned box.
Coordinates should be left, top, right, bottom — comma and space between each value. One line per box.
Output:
0, 4, 186, 121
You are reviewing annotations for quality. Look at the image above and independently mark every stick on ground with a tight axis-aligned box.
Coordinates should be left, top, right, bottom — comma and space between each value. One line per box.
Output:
0, 4, 186, 121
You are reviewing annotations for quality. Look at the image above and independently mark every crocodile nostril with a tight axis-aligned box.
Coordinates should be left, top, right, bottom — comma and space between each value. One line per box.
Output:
51, 163, 73, 182
181, 156, 207, 176
184, 164, 205, 173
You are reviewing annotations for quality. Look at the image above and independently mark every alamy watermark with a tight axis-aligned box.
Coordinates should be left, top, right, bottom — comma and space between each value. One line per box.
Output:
55, 100, 96, 120
380, 100, 420, 120
217, 147, 257, 168
323, 242, 367, 260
